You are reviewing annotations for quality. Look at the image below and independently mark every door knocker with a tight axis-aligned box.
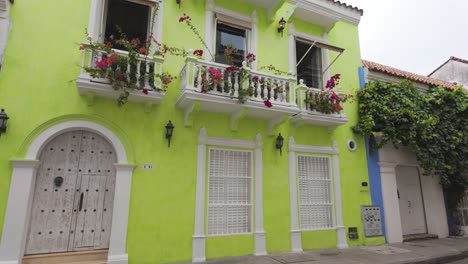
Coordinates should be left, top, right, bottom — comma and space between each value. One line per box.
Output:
54, 176, 64, 187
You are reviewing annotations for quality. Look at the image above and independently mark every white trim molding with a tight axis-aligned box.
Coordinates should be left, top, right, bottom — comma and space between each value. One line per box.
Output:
287, 137, 348, 251
0, 121, 135, 264
192, 128, 266, 262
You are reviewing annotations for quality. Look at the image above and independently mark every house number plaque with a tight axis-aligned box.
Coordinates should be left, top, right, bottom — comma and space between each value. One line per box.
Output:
142, 164, 154, 170
361, 206, 383, 237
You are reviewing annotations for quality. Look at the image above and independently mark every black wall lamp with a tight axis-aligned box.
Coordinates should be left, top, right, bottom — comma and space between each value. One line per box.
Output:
0, 109, 9, 137
278, 17, 286, 37
176, 0, 181, 8
165, 120, 174, 147
276, 133, 284, 155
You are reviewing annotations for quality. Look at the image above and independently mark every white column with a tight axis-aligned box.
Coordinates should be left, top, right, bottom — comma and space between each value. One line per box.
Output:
250, 11, 258, 70
254, 133, 266, 255
192, 128, 207, 262
107, 164, 136, 264
0, 160, 40, 264
288, 23, 296, 75
378, 162, 403, 243
288, 137, 302, 252
205, 0, 215, 61
332, 141, 348, 249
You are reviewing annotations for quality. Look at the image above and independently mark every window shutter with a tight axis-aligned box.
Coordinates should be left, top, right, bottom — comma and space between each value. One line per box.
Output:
297, 156, 334, 230
207, 149, 252, 235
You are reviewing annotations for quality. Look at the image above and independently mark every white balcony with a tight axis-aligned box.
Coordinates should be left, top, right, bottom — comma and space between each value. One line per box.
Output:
290, 80, 348, 128
76, 46, 165, 108
176, 56, 298, 134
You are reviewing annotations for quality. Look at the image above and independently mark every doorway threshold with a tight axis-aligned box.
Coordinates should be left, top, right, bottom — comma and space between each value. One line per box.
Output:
403, 233, 438, 242
22, 249, 108, 264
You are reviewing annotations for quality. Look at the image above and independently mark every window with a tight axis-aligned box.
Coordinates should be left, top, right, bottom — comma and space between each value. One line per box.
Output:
215, 22, 248, 67
104, 0, 150, 49
207, 149, 252, 235
297, 155, 333, 230
296, 40, 323, 88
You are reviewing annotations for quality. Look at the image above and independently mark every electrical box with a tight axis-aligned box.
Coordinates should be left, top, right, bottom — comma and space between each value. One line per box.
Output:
348, 227, 358, 240
361, 206, 383, 237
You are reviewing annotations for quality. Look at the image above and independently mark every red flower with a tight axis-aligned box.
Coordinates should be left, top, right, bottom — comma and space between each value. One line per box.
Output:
329, 91, 339, 101
142, 88, 149, 95
226, 66, 237, 72
95, 58, 109, 70
106, 54, 118, 65
332, 103, 343, 111
253, 76, 260, 82
193, 49, 203, 57
106, 42, 113, 48
264, 99, 273, 108
131, 38, 141, 45
201, 88, 208, 93
138, 46, 147, 54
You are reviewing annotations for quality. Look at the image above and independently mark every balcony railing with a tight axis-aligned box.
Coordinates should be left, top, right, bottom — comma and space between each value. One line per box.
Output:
177, 56, 298, 132
290, 80, 348, 127
76, 45, 165, 106
180, 57, 295, 107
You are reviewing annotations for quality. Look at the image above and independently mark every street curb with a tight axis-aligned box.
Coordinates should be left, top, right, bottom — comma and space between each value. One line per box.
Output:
403, 250, 468, 264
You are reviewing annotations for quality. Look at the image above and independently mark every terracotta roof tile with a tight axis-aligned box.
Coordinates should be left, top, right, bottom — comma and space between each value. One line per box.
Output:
362, 60, 457, 89
327, 0, 363, 15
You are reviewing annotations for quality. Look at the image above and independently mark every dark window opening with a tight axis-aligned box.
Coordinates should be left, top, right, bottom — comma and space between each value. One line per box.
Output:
105, 0, 150, 50
215, 23, 247, 67
296, 40, 323, 88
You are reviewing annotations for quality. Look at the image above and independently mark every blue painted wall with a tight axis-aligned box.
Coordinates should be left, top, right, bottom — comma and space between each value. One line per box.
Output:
359, 67, 387, 241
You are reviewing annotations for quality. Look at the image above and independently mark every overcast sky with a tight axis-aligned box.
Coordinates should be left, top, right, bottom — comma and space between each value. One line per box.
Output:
340, 0, 468, 76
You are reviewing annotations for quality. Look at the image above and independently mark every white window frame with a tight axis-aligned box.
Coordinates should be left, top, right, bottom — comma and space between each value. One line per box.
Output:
192, 128, 266, 262
206, 147, 254, 236
288, 22, 330, 88
87, 0, 163, 53
205, 0, 258, 69
296, 154, 335, 231
288, 137, 347, 252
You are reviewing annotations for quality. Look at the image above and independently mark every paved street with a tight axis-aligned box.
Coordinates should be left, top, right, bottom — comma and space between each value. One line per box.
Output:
177, 238, 468, 264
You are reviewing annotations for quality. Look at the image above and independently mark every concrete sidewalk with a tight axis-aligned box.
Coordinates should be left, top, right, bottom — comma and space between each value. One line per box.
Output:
179, 237, 468, 264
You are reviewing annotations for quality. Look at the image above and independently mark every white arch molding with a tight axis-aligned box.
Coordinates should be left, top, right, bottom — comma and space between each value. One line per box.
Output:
0, 121, 135, 264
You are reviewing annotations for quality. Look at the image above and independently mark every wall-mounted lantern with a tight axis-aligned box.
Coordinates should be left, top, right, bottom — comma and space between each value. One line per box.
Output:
176, 0, 181, 8
0, 109, 9, 137
276, 133, 284, 156
165, 120, 174, 147
278, 17, 286, 37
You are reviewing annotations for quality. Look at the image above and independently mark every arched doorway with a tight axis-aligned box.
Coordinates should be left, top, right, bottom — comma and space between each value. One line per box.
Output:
25, 130, 117, 255
0, 120, 135, 264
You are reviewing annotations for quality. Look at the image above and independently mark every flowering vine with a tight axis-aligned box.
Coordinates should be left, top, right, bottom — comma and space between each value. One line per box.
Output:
304, 74, 354, 114
179, 13, 214, 61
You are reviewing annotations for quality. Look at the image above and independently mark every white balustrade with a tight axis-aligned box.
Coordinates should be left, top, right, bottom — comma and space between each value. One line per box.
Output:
179, 56, 296, 106
80, 44, 164, 91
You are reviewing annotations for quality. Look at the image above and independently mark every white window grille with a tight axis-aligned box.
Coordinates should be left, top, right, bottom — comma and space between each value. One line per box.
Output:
458, 190, 468, 226
297, 155, 334, 230
207, 148, 252, 235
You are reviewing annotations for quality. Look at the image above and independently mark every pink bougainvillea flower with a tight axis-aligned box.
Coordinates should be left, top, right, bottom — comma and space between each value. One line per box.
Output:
263, 99, 273, 108
246, 53, 256, 63
329, 91, 339, 101
142, 88, 149, 95
95, 58, 109, 70
138, 46, 147, 54
193, 49, 203, 57
252, 76, 260, 82
179, 13, 191, 23
226, 66, 237, 72
131, 38, 141, 45
115, 70, 126, 81
201, 88, 208, 93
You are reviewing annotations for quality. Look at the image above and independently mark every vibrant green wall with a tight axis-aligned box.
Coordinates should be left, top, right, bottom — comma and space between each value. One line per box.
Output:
0, 0, 383, 263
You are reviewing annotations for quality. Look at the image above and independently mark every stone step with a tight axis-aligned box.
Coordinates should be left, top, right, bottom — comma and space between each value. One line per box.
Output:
22, 250, 108, 264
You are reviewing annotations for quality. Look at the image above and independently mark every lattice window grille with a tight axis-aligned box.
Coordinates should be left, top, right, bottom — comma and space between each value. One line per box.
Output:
297, 155, 334, 230
207, 148, 253, 235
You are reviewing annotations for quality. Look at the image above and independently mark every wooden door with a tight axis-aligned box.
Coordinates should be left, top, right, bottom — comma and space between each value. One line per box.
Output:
396, 166, 427, 235
25, 131, 116, 255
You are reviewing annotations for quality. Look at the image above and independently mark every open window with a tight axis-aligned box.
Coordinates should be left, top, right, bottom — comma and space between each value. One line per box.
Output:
104, 0, 151, 50
214, 14, 251, 67
295, 38, 345, 88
